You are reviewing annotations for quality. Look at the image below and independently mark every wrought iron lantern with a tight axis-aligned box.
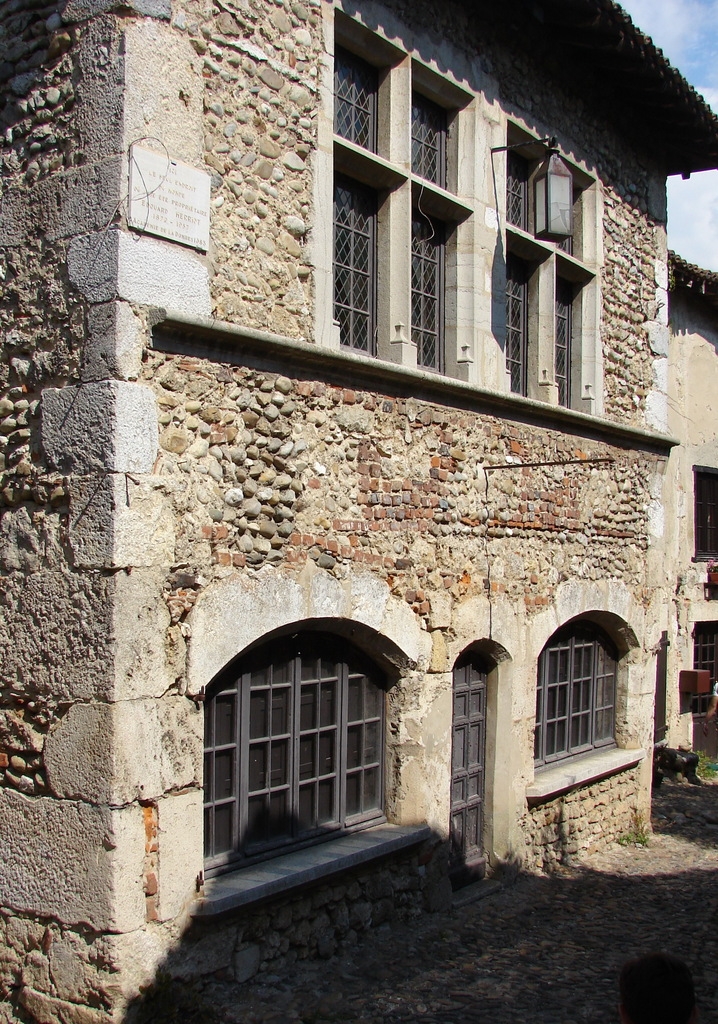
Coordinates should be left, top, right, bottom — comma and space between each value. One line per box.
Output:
534, 141, 573, 242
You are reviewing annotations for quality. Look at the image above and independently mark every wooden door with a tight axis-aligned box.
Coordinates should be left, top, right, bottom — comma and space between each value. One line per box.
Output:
450, 655, 487, 885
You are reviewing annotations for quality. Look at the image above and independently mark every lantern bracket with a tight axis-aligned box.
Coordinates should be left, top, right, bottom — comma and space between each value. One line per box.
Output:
490, 136, 555, 154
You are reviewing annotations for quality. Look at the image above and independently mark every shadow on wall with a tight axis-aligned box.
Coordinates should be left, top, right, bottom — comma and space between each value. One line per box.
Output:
121, 823, 454, 1024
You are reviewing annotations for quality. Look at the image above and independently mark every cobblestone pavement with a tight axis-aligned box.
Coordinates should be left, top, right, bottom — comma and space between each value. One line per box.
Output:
205, 777, 718, 1024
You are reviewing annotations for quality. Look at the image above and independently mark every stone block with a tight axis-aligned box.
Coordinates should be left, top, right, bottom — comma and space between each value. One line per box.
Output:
69, 475, 175, 569
82, 301, 144, 383
0, 506, 59, 575
0, 159, 123, 247
157, 790, 203, 922
100, 928, 173, 1002
68, 228, 210, 316
233, 944, 261, 983
44, 698, 202, 805
117, 231, 211, 317
187, 571, 305, 692
63, 0, 171, 20
167, 929, 234, 980
123, 20, 203, 164
41, 381, 158, 475
0, 571, 114, 703
0, 792, 144, 932
428, 589, 452, 630
19, 987, 106, 1024
67, 229, 120, 304
113, 568, 184, 701
307, 571, 350, 619
48, 932, 99, 1005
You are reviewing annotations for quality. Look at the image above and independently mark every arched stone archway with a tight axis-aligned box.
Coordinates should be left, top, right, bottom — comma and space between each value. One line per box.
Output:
186, 564, 431, 693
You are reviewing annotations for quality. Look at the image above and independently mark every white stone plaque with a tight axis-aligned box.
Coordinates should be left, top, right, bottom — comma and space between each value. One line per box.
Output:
128, 144, 211, 252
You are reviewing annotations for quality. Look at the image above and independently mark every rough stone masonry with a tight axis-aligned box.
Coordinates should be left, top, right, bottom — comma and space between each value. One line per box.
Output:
0, 0, 700, 1019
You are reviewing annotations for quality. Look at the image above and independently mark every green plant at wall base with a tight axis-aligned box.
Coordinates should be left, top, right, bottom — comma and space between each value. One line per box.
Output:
617, 810, 650, 847
697, 750, 718, 780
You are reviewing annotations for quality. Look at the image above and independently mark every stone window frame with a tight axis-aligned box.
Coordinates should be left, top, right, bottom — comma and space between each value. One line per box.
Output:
203, 632, 388, 878
693, 466, 718, 559
315, 3, 474, 377
534, 622, 617, 769
503, 122, 602, 414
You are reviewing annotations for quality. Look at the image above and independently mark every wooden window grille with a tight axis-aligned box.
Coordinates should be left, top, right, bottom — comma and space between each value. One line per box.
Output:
334, 47, 378, 153
411, 212, 445, 372
204, 634, 385, 873
692, 621, 718, 716
506, 253, 528, 396
411, 93, 447, 188
535, 624, 617, 767
555, 277, 573, 408
333, 177, 377, 354
695, 469, 718, 558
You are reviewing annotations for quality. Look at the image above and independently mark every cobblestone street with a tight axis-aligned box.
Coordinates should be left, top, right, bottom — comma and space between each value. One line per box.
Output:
204, 777, 718, 1024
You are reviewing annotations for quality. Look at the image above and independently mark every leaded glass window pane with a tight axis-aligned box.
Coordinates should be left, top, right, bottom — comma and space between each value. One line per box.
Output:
334, 178, 376, 354
411, 213, 444, 372
555, 277, 573, 408
334, 48, 377, 152
506, 254, 528, 396
411, 93, 446, 188
507, 152, 528, 230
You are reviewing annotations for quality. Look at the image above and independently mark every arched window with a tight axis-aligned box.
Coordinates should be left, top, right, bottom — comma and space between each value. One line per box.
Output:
203, 633, 385, 872
534, 623, 617, 767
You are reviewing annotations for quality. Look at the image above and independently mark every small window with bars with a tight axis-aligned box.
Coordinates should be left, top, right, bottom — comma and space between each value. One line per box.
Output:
692, 621, 718, 715
411, 212, 445, 372
535, 624, 617, 767
334, 47, 378, 152
506, 254, 528, 396
555, 277, 573, 408
695, 469, 718, 558
411, 93, 447, 189
506, 151, 528, 231
204, 633, 386, 872
333, 177, 377, 354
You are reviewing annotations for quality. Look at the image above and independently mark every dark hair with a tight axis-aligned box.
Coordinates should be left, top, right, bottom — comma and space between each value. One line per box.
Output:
620, 954, 695, 1024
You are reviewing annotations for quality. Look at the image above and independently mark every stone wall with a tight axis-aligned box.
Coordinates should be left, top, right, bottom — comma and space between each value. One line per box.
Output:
521, 765, 643, 872
0, 0, 678, 1019
145, 348, 659, 610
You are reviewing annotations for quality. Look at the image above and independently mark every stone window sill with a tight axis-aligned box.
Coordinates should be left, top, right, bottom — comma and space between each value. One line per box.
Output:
192, 823, 432, 917
526, 747, 645, 804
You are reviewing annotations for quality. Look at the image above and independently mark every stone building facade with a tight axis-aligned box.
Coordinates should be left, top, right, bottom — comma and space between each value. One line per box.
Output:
1, 0, 718, 1019
663, 255, 718, 753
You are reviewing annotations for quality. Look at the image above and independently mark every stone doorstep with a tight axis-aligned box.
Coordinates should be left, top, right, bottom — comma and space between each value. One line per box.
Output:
193, 823, 433, 917
451, 878, 503, 909
526, 746, 646, 804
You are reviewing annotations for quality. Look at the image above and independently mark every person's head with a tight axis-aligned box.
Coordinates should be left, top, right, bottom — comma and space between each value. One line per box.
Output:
619, 953, 697, 1024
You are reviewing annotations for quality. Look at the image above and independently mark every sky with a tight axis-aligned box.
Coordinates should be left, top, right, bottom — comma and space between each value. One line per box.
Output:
618, 0, 718, 270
